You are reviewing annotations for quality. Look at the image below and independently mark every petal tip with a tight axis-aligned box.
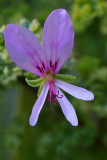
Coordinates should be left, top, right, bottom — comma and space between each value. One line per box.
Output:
4, 24, 16, 33
64, 112, 79, 127
29, 118, 36, 127
87, 92, 94, 101
29, 114, 37, 127
91, 92, 94, 100
69, 118, 78, 127
73, 121, 78, 126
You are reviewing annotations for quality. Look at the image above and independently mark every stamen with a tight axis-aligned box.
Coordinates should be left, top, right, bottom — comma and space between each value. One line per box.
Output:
56, 91, 63, 98
46, 90, 63, 104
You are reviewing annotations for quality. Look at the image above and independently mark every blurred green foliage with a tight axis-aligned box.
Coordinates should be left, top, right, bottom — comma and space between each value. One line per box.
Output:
0, 0, 107, 160
71, 0, 107, 32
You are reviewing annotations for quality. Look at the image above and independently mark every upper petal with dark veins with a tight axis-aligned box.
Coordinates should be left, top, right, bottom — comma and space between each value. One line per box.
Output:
4, 24, 47, 76
42, 9, 74, 73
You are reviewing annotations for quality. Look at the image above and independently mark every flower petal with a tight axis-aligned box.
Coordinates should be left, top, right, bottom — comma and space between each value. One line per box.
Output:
29, 82, 49, 126
55, 80, 94, 101
42, 9, 74, 73
4, 24, 46, 76
55, 86, 78, 126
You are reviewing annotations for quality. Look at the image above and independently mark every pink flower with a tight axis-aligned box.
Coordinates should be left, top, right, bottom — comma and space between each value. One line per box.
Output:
4, 9, 94, 127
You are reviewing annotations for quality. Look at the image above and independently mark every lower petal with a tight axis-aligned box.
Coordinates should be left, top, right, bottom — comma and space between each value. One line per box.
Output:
55, 86, 78, 126
55, 80, 94, 101
29, 82, 49, 126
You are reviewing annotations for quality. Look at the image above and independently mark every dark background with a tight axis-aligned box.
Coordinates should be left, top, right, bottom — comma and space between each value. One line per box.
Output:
0, 0, 107, 160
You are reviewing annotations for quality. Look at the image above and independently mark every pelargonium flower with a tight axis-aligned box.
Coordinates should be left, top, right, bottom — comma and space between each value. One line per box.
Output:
4, 9, 94, 126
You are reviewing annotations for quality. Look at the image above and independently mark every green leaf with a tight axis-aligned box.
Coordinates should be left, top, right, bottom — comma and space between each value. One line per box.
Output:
37, 79, 46, 97
25, 77, 44, 87
13, 67, 22, 72
53, 74, 76, 83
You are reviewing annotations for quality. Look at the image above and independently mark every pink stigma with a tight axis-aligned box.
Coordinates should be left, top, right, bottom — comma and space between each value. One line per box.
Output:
47, 90, 63, 104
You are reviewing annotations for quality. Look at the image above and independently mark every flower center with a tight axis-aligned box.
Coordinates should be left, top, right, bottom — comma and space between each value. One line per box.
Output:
44, 70, 63, 104
45, 70, 53, 81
